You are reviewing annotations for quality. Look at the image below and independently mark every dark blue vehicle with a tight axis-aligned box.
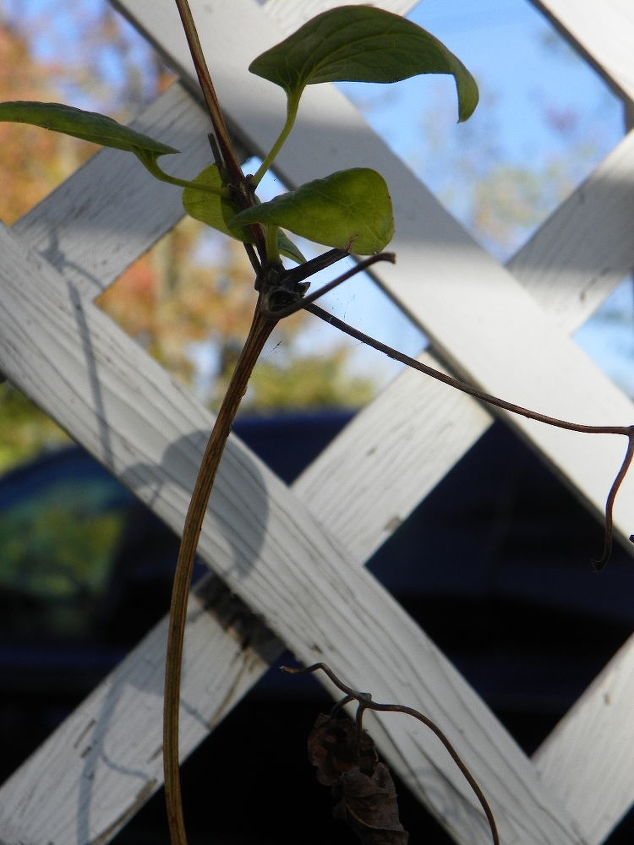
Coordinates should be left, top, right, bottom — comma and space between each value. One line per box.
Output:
1, 413, 632, 843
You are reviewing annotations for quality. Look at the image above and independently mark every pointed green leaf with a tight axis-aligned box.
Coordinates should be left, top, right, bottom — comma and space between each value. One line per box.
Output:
232, 168, 394, 255
249, 5, 478, 122
183, 164, 306, 263
0, 101, 179, 156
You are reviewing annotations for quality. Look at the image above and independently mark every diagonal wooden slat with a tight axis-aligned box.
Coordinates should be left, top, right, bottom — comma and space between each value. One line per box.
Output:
12, 83, 213, 300
0, 0, 628, 840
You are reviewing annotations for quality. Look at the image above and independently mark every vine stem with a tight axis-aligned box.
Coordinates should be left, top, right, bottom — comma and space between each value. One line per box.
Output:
252, 90, 301, 186
305, 303, 630, 437
172, 0, 243, 188
173, 0, 267, 260
163, 304, 276, 845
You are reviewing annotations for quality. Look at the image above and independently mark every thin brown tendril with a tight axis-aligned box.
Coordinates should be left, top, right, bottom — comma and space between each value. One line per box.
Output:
305, 302, 633, 567
283, 662, 500, 845
594, 431, 634, 570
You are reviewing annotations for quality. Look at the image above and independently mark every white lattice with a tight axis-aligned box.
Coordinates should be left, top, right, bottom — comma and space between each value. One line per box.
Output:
0, 2, 633, 843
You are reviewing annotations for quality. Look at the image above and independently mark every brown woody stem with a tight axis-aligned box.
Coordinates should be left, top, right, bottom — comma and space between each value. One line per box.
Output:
594, 432, 634, 570
173, 0, 243, 187
173, 0, 266, 260
164, 305, 275, 845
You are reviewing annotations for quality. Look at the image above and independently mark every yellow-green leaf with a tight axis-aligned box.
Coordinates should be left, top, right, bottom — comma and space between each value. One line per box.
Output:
183, 164, 306, 263
232, 168, 394, 255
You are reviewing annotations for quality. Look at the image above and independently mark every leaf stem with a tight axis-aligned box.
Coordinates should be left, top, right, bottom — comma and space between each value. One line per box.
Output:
252, 90, 301, 186
138, 152, 229, 195
265, 223, 281, 263
163, 304, 276, 845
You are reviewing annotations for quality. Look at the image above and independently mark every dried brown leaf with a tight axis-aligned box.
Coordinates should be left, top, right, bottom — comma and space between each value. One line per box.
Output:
308, 711, 408, 844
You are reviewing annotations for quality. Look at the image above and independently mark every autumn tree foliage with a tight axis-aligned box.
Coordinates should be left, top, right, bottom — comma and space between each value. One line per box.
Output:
0, 20, 92, 223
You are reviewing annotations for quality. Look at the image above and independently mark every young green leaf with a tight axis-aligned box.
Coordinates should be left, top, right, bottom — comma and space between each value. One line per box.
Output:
0, 101, 179, 156
231, 168, 394, 255
249, 5, 478, 123
183, 164, 306, 264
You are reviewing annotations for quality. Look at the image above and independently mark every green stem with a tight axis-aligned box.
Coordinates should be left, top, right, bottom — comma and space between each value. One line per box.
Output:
265, 224, 281, 263
139, 153, 228, 196
252, 90, 301, 186
163, 304, 276, 845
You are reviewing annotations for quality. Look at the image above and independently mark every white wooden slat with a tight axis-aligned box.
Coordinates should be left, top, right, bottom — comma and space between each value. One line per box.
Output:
507, 129, 634, 333
530, 0, 634, 102
0, 224, 585, 845
119, 0, 634, 562
534, 633, 634, 845
295, 352, 491, 555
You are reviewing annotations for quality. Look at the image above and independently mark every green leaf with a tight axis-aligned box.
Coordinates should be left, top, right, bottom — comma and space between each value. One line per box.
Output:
249, 5, 478, 122
182, 164, 238, 234
183, 164, 306, 263
0, 101, 179, 156
231, 168, 394, 255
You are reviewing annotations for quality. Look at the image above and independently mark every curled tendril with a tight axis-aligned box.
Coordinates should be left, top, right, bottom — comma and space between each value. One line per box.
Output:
594, 429, 634, 570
